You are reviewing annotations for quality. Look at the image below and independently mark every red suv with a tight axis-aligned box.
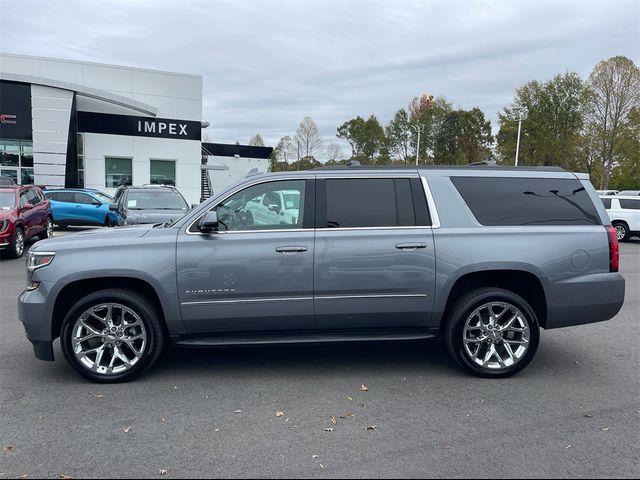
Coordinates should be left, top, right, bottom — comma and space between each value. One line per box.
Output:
0, 185, 53, 258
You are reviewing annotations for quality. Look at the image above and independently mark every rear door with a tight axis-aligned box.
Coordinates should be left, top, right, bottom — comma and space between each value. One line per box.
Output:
314, 174, 436, 330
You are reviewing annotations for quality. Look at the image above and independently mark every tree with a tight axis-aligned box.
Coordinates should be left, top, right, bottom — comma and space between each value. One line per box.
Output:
326, 142, 343, 162
584, 56, 640, 188
269, 136, 294, 172
385, 108, 412, 163
337, 116, 367, 158
361, 115, 387, 164
295, 117, 323, 160
496, 72, 585, 168
609, 106, 640, 190
409, 95, 453, 164
248, 134, 265, 146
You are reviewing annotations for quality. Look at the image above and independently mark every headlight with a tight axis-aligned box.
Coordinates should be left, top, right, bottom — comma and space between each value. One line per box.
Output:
0, 220, 8, 232
27, 251, 56, 271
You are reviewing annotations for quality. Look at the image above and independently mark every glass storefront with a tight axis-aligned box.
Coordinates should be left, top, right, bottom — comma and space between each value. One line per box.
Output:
105, 157, 133, 188
150, 159, 176, 186
0, 139, 34, 185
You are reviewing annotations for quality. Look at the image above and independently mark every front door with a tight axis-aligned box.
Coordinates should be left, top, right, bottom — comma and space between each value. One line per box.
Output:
314, 176, 436, 330
177, 177, 316, 334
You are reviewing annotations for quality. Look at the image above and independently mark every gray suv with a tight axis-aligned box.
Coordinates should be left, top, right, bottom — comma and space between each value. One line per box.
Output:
18, 166, 625, 382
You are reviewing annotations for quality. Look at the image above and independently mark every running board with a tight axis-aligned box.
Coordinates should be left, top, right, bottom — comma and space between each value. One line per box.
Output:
174, 330, 436, 348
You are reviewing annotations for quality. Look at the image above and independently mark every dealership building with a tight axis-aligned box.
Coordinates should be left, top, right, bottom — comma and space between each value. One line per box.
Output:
0, 53, 272, 204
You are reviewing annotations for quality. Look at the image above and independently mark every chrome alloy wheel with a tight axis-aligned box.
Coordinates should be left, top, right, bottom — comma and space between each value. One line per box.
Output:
14, 229, 25, 257
463, 302, 530, 370
46, 218, 54, 238
71, 303, 147, 375
615, 224, 626, 241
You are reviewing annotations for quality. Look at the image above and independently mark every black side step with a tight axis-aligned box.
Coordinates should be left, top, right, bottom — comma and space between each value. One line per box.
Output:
174, 330, 437, 348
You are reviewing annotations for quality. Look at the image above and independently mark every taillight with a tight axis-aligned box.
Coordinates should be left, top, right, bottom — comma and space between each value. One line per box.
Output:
606, 226, 619, 272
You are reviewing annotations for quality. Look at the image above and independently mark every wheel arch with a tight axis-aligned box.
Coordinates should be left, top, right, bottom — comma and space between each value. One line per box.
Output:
438, 268, 548, 331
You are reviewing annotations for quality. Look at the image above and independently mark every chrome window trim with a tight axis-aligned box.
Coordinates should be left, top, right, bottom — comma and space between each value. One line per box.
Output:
315, 293, 427, 300
421, 176, 441, 229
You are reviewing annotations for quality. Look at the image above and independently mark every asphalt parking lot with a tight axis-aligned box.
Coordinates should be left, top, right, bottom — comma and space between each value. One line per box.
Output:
1, 229, 639, 479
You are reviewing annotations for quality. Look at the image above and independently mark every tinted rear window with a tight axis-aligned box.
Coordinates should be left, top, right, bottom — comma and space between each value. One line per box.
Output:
601, 198, 612, 209
324, 178, 416, 228
451, 177, 601, 226
620, 199, 640, 210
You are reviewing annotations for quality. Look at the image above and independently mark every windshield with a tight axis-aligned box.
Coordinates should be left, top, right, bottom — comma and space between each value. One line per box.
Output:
126, 190, 189, 210
0, 191, 16, 210
94, 192, 113, 203
282, 192, 300, 210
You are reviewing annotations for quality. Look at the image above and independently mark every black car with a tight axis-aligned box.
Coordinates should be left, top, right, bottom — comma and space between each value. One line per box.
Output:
109, 185, 190, 226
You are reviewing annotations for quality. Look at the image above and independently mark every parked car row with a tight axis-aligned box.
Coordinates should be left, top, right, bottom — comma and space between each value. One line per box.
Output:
596, 189, 640, 196
1, 175, 193, 258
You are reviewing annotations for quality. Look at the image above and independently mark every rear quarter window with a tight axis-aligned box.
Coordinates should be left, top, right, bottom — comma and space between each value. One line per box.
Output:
451, 177, 601, 226
600, 198, 612, 209
619, 199, 640, 210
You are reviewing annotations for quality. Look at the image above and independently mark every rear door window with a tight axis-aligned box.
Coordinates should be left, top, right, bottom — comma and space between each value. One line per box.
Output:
451, 177, 601, 226
619, 199, 640, 210
600, 198, 612, 209
320, 178, 425, 228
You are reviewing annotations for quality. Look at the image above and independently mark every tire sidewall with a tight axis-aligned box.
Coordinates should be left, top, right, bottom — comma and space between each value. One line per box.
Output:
447, 289, 540, 378
60, 290, 162, 383
614, 222, 630, 242
10, 227, 25, 258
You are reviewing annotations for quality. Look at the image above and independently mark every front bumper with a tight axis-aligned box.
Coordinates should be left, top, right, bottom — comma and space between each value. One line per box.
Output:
0, 235, 9, 249
545, 272, 625, 329
18, 284, 55, 361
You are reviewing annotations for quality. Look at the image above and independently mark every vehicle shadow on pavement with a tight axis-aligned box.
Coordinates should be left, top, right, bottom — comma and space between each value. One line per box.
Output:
149, 337, 461, 379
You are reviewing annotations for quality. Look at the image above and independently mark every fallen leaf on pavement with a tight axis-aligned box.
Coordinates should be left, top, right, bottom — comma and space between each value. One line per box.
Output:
366, 426, 377, 431
601, 427, 610, 432
323, 428, 335, 432
159, 469, 168, 476
160, 418, 166, 423
18, 475, 28, 479
360, 385, 369, 392
312, 455, 320, 459
275, 411, 284, 417
319, 464, 324, 469
565, 445, 572, 449
234, 410, 243, 414
347, 397, 353, 401
60, 475, 74, 479
583, 414, 593, 419
123, 426, 132, 433
362, 403, 367, 409
330, 416, 337, 426
214, 428, 220, 432
94, 395, 104, 399
2, 446, 14, 453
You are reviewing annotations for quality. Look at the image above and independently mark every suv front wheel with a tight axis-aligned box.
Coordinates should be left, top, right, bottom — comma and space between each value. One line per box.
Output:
445, 287, 540, 378
60, 289, 165, 383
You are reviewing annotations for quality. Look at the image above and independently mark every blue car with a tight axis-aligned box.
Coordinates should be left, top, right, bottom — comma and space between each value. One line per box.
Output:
43, 189, 120, 228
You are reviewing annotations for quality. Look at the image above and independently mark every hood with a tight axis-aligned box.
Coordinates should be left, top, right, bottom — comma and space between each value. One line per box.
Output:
30, 224, 154, 252
0, 207, 17, 220
125, 209, 188, 225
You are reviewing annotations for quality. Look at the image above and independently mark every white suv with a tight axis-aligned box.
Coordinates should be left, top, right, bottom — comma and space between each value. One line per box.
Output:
600, 196, 640, 241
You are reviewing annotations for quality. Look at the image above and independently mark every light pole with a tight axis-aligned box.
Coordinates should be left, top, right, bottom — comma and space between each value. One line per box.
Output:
515, 108, 527, 167
283, 136, 291, 164
414, 124, 425, 166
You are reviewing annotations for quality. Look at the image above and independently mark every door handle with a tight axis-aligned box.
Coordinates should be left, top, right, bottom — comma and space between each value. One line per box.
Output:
395, 242, 427, 250
276, 246, 308, 253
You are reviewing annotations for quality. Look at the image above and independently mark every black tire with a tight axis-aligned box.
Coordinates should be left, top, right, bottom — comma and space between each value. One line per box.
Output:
445, 287, 540, 378
7, 226, 26, 259
38, 217, 54, 240
613, 222, 631, 242
56, 224, 69, 230
60, 288, 165, 383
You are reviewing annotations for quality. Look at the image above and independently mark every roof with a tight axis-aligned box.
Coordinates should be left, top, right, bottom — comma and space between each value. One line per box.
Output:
202, 142, 273, 159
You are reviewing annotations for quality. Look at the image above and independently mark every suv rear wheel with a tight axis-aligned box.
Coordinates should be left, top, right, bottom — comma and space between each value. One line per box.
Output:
60, 289, 165, 383
445, 287, 540, 378
613, 222, 630, 242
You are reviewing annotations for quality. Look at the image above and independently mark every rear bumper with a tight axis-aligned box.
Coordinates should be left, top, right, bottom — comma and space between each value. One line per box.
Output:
545, 273, 625, 329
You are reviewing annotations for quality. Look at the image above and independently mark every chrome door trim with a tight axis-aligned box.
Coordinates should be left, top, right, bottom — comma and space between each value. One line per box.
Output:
182, 296, 314, 306
315, 293, 427, 300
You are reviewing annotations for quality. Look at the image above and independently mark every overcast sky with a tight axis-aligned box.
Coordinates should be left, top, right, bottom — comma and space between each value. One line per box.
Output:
1, 0, 638, 156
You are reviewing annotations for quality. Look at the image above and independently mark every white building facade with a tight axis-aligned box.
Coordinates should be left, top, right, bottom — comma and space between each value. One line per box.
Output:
0, 53, 204, 204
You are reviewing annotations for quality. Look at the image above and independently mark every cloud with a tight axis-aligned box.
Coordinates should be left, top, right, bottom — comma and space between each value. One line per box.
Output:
1, 0, 638, 154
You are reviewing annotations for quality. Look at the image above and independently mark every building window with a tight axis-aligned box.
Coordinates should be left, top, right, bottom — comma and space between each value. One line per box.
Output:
77, 134, 85, 187
0, 140, 34, 185
105, 157, 132, 188
150, 160, 176, 186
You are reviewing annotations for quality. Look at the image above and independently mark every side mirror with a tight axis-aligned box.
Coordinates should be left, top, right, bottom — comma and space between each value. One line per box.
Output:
22, 203, 34, 211
191, 204, 199, 210
268, 204, 281, 213
109, 203, 119, 212
199, 211, 219, 233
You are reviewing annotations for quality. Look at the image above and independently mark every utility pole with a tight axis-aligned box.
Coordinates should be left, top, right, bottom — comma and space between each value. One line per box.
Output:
515, 109, 527, 166
414, 124, 425, 165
